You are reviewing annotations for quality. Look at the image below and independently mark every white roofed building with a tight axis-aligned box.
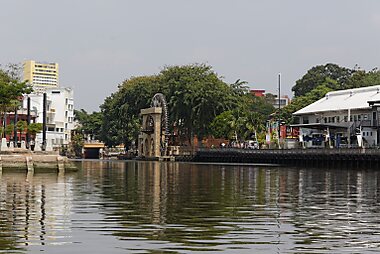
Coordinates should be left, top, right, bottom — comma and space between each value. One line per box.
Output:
293, 85, 380, 148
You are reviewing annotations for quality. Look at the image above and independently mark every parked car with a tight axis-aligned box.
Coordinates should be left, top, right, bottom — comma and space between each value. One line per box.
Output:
246, 140, 259, 149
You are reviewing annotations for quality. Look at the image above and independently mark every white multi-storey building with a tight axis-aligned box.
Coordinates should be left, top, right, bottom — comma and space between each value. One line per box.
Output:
24, 87, 74, 148
22, 60, 75, 149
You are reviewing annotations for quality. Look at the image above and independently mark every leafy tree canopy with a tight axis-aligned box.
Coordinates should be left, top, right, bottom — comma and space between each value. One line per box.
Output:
100, 64, 242, 147
74, 109, 103, 140
0, 64, 32, 114
292, 63, 354, 97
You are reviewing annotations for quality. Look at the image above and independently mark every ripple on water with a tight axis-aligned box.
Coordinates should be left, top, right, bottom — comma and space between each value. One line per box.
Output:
1, 163, 380, 253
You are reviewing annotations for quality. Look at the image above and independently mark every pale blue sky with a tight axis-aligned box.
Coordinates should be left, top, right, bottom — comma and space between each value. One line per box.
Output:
1, 0, 380, 111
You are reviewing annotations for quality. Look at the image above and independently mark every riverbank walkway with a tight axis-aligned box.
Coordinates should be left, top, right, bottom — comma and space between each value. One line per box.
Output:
191, 148, 380, 169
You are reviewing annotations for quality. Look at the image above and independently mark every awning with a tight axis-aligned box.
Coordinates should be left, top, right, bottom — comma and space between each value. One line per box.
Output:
290, 123, 349, 130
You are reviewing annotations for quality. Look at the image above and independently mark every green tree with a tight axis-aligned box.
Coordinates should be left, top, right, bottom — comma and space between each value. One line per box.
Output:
100, 64, 238, 147
16, 120, 27, 143
0, 64, 33, 129
5, 123, 14, 138
71, 133, 84, 158
27, 122, 43, 149
74, 109, 103, 140
210, 111, 236, 140
27, 123, 43, 140
282, 78, 337, 123
292, 63, 353, 97
161, 64, 236, 142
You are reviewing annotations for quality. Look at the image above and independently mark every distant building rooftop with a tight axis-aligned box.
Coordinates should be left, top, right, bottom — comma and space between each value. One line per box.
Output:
294, 85, 380, 115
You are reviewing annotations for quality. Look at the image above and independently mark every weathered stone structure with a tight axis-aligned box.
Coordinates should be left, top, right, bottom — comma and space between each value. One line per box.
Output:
138, 93, 169, 159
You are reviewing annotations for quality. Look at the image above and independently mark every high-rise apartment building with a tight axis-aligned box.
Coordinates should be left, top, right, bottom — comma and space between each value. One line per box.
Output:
23, 60, 59, 90
21, 60, 75, 149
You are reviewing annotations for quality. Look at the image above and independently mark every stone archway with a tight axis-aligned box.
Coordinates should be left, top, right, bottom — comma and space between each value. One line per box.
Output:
138, 93, 169, 158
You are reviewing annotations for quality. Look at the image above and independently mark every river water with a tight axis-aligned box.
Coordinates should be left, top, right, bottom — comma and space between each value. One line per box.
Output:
0, 160, 379, 253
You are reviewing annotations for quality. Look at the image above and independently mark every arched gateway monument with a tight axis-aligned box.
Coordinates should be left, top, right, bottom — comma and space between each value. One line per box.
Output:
138, 93, 169, 158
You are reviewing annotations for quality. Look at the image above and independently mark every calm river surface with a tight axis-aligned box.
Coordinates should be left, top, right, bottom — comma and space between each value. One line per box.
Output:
0, 160, 380, 253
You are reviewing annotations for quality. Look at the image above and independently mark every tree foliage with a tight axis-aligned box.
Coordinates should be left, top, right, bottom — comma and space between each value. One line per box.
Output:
27, 123, 43, 137
100, 64, 258, 147
210, 93, 274, 142
74, 109, 103, 140
292, 63, 354, 97
0, 64, 32, 115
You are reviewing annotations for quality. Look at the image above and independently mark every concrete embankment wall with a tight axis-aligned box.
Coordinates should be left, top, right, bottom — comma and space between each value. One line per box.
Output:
0, 151, 76, 173
192, 148, 380, 169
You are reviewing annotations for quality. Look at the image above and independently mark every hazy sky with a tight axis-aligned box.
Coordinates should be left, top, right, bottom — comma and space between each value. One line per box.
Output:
1, 0, 380, 111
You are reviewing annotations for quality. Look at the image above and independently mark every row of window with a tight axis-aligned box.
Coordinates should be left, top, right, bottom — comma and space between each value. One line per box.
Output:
33, 71, 57, 76
363, 131, 373, 137
33, 77, 58, 81
34, 69, 56, 73
35, 65, 56, 69
309, 113, 373, 124
52, 135, 68, 144
47, 123, 69, 132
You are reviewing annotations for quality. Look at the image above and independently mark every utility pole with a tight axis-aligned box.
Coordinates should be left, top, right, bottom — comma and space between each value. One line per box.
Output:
278, 73, 281, 149
14, 106, 18, 147
42, 93, 47, 151
27, 97, 31, 149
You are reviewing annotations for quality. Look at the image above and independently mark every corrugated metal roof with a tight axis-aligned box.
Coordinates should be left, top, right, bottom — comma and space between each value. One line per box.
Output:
293, 85, 380, 115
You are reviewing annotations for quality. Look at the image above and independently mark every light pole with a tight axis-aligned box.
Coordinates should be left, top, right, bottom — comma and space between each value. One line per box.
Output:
278, 73, 281, 149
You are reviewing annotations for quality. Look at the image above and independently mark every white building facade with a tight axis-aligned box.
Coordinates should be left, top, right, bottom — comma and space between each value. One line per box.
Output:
24, 87, 74, 148
293, 85, 380, 148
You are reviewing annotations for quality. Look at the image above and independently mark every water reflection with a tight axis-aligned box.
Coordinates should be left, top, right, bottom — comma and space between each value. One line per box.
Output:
0, 173, 73, 253
0, 161, 380, 253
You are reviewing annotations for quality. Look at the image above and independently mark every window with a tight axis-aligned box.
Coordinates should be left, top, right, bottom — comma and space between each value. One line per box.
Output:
363, 132, 366, 136
358, 115, 361, 121
336, 116, 340, 122
303, 116, 309, 124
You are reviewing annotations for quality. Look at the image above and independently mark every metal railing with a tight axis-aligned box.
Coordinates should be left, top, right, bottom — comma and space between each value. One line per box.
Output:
197, 147, 380, 155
